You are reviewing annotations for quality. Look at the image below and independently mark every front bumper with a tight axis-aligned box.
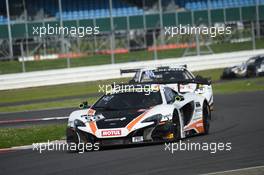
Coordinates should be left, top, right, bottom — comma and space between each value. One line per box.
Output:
66, 122, 174, 146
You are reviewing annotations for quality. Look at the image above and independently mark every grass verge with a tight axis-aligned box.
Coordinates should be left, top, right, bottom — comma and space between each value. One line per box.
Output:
0, 98, 97, 113
0, 124, 66, 149
193, 68, 223, 82
214, 77, 264, 94
0, 78, 129, 104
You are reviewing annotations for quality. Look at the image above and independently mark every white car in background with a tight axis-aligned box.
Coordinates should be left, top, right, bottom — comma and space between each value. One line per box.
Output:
121, 66, 214, 110
222, 55, 264, 78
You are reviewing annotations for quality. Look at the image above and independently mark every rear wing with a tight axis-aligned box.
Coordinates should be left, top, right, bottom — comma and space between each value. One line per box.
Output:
159, 64, 187, 69
114, 78, 211, 86
120, 68, 140, 75
120, 64, 187, 75
147, 78, 212, 86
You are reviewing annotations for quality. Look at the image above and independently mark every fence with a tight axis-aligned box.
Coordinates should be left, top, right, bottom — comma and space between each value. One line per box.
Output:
0, 3, 264, 63
0, 49, 263, 90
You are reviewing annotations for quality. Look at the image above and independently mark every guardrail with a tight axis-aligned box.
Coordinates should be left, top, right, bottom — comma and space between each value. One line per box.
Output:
0, 49, 263, 90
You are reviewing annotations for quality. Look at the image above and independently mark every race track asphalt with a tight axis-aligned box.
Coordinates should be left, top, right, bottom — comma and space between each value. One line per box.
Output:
0, 91, 263, 175
0, 107, 75, 121
0, 107, 75, 128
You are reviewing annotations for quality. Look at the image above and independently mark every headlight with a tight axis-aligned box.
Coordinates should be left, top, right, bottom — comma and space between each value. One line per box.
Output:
195, 84, 205, 93
81, 114, 105, 122
73, 119, 85, 127
142, 114, 163, 123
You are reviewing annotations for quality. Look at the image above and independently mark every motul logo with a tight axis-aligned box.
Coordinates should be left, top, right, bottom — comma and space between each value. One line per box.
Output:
101, 130, 121, 136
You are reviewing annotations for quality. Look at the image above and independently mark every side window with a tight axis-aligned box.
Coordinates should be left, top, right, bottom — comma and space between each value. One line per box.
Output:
140, 70, 156, 82
164, 87, 177, 104
256, 57, 264, 66
184, 70, 195, 79
132, 72, 140, 82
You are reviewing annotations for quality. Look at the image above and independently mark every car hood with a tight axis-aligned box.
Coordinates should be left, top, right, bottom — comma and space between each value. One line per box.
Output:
94, 108, 146, 129
225, 65, 237, 71
225, 64, 246, 72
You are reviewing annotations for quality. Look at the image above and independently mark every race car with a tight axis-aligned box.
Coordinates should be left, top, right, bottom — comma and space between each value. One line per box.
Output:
247, 55, 264, 77
222, 55, 264, 79
66, 84, 211, 148
120, 66, 214, 110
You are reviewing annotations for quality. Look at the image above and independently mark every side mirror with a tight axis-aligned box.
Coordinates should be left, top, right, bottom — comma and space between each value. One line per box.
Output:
195, 75, 212, 84
79, 101, 89, 109
175, 95, 184, 102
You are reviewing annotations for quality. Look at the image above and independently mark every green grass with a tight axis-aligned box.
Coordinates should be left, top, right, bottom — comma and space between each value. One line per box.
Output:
0, 39, 263, 75
0, 124, 66, 148
0, 98, 97, 113
193, 68, 223, 82
214, 77, 264, 94
0, 77, 129, 104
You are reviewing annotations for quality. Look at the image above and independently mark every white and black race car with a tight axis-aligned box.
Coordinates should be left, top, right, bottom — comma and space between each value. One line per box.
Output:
120, 66, 214, 110
222, 55, 264, 79
66, 84, 211, 148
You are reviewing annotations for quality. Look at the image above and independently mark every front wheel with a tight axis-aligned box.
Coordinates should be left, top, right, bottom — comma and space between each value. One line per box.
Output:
171, 110, 181, 141
67, 128, 96, 152
202, 102, 211, 135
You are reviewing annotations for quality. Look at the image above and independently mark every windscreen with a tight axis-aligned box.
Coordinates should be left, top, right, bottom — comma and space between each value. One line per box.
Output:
93, 91, 162, 110
140, 69, 193, 82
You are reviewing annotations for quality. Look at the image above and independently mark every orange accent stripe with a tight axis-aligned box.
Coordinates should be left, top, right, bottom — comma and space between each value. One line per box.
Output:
185, 119, 204, 133
126, 113, 146, 131
89, 121, 97, 135
88, 108, 96, 116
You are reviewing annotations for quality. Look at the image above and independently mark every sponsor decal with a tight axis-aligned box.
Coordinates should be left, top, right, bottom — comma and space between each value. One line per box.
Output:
132, 136, 144, 143
180, 84, 194, 91
101, 130, 121, 136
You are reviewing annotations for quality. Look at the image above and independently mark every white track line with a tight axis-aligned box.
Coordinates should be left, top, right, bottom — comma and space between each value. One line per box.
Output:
0, 116, 68, 124
0, 140, 66, 153
201, 165, 264, 175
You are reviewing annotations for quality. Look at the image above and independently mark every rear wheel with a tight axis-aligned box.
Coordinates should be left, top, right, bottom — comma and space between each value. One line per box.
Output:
255, 68, 259, 77
202, 102, 211, 135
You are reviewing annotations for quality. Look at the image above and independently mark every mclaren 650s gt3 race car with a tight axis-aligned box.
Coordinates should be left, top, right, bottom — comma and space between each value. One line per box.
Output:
66, 84, 211, 147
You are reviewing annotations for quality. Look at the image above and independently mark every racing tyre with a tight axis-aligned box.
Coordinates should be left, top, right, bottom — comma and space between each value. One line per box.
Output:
255, 68, 259, 77
202, 102, 211, 135
68, 129, 96, 152
171, 110, 181, 141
